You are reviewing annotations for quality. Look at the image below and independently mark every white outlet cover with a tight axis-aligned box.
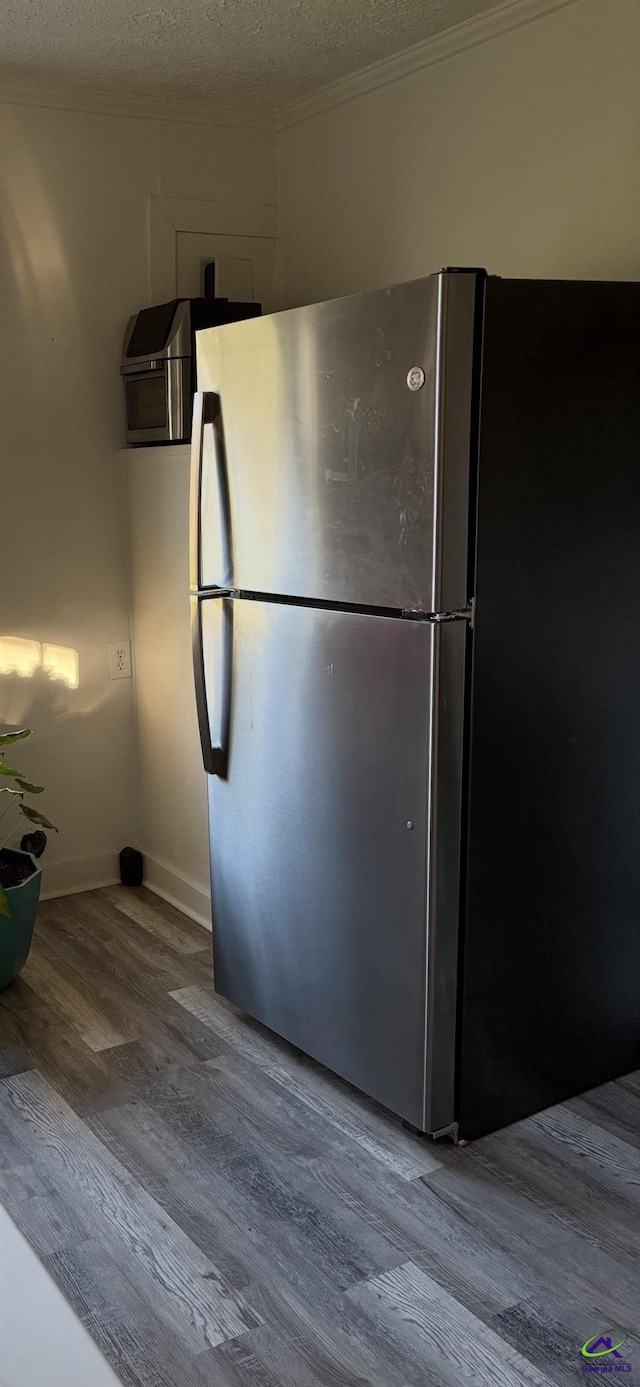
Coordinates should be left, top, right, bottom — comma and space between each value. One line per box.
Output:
108, 640, 132, 680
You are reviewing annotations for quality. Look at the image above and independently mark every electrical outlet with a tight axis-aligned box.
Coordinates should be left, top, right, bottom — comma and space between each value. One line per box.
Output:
108, 640, 132, 680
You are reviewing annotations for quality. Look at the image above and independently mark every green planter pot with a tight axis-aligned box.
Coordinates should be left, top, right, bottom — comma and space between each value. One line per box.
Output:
0, 848, 42, 991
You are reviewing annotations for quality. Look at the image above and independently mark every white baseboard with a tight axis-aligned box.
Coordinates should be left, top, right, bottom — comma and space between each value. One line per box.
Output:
142, 853, 212, 931
39, 848, 212, 932
40, 853, 120, 899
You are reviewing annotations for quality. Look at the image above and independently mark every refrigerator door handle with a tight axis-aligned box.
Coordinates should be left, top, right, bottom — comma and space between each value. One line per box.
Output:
189, 390, 233, 592
191, 594, 232, 777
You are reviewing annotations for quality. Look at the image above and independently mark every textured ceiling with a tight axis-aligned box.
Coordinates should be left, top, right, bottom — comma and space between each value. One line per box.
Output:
0, 0, 504, 112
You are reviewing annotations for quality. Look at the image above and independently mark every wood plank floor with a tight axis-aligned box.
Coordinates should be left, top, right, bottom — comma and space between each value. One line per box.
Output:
1, 886, 639, 1386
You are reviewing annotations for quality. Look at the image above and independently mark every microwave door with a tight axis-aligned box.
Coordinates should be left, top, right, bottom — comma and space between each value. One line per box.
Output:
124, 367, 168, 440
122, 359, 191, 445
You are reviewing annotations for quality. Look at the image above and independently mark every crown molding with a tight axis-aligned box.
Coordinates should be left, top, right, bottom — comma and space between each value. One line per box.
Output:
274, 0, 583, 130
0, 0, 583, 134
0, 74, 275, 130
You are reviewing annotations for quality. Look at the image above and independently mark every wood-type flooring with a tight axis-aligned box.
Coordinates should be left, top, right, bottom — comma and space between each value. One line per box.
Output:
1, 886, 639, 1386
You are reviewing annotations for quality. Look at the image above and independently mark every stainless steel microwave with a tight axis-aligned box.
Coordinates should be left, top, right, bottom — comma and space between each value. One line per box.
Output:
121, 297, 260, 446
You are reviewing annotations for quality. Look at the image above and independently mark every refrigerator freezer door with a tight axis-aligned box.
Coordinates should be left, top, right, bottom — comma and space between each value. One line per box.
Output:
193, 272, 477, 612
199, 594, 463, 1131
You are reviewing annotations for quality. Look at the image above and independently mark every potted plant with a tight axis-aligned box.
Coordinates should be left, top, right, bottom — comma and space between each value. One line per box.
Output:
0, 728, 57, 990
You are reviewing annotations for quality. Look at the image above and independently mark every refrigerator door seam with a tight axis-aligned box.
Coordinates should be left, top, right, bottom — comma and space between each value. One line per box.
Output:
197, 587, 475, 626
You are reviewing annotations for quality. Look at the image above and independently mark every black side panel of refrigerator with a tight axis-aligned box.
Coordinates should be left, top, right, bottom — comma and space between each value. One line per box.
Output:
458, 277, 640, 1140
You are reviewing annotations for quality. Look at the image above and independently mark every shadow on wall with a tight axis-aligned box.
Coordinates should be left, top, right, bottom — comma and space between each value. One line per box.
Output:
0, 106, 80, 332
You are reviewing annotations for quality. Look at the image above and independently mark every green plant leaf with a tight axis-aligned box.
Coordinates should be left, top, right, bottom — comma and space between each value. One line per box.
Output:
0, 765, 26, 779
0, 884, 10, 918
19, 805, 58, 832
0, 729, 31, 747
14, 780, 44, 795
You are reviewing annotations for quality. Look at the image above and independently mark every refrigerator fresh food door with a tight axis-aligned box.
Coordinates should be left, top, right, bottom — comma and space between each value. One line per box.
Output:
195, 593, 467, 1134
192, 272, 478, 613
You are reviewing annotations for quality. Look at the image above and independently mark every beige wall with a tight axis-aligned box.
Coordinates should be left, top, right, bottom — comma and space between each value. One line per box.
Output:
0, 97, 275, 895
276, 0, 640, 307
126, 446, 211, 926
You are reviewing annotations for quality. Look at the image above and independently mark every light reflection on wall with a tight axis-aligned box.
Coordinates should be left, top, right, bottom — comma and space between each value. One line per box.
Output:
0, 636, 79, 689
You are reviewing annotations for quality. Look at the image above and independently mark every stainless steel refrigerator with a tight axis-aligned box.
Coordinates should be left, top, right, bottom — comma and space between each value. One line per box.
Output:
190, 268, 640, 1141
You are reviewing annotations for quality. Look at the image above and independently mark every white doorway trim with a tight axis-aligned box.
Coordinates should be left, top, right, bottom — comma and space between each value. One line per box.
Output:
148, 195, 278, 304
